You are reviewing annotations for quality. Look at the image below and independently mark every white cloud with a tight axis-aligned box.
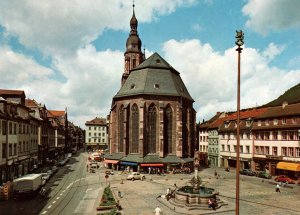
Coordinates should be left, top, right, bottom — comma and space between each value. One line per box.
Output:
161, 39, 300, 121
0, 0, 196, 57
243, 0, 300, 35
0, 45, 55, 86
262, 43, 285, 62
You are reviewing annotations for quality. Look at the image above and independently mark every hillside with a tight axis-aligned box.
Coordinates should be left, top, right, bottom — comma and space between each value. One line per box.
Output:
263, 83, 300, 107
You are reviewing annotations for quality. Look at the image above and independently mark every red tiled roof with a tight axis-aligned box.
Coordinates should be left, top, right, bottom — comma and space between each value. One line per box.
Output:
208, 117, 227, 129
48, 110, 65, 117
85, 117, 107, 125
25, 99, 39, 107
0, 89, 25, 95
226, 108, 267, 120
257, 103, 300, 119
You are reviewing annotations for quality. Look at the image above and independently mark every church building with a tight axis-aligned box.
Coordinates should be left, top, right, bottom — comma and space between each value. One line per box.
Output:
106, 5, 196, 172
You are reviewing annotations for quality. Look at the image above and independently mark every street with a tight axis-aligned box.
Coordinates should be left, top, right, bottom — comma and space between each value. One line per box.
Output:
0, 151, 104, 215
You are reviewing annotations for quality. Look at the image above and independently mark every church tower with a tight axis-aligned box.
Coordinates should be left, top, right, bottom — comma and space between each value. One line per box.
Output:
121, 4, 145, 86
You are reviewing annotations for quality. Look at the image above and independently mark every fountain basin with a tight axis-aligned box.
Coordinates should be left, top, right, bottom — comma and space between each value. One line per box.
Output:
174, 186, 217, 205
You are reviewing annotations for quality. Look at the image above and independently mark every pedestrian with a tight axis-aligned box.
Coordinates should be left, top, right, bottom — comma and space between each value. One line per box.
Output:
167, 187, 171, 195
208, 198, 216, 210
148, 167, 151, 174
86, 163, 89, 171
154, 205, 162, 215
276, 184, 281, 193
214, 170, 218, 178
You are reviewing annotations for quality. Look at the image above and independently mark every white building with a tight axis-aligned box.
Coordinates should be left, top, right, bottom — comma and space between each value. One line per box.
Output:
85, 117, 108, 150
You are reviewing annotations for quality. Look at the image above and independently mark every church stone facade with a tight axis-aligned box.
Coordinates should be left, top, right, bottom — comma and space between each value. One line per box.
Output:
106, 6, 196, 171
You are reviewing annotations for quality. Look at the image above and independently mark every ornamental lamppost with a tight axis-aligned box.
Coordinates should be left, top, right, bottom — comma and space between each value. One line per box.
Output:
235, 30, 244, 215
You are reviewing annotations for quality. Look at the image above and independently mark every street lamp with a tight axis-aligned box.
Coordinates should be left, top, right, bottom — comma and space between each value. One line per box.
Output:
235, 30, 244, 215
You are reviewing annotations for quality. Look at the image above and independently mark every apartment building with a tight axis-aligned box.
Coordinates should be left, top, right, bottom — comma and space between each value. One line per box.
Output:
252, 103, 300, 177
219, 108, 266, 169
0, 89, 83, 185
85, 117, 108, 150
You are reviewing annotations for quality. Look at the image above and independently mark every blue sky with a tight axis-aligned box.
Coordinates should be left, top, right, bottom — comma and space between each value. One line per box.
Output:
0, 0, 300, 127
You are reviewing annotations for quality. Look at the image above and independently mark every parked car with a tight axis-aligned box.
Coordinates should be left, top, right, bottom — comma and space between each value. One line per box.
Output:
51, 166, 58, 174
256, 171, 272, 179
274, 175, 294, 184
127, 172, 145, 181
105, 170, 114, 175
90, 163, 99, 169
41, 173, 50, 181
47, 169, 54, 177
239, 169, 256, 176
58, 160, 66, 166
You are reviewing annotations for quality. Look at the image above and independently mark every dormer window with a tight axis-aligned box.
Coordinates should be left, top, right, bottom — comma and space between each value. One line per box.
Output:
282, 118, 287, 124
274, 119, 278, 125
154, 84, 160, 89
258, 120, 261, 126
246, 120, 251, 127
130, 84, 135, 89
225, 123, 229, 128
265, 120, 269, 126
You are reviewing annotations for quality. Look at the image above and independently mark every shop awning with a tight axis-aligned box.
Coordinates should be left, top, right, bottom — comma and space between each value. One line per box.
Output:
277, 162, 300, 171
140, 163, 164, 167
104, 159, 119, 164
120, 161, 138, 166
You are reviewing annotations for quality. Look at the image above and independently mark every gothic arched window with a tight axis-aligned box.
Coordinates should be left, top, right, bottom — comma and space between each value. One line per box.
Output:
148, 104, 157, 153
118, 106, 124, 152
131, 104, 139, 153
164, 105, 173, 154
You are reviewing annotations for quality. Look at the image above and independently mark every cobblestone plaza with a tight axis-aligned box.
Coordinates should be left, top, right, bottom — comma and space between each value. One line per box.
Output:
104, 167, 300, 215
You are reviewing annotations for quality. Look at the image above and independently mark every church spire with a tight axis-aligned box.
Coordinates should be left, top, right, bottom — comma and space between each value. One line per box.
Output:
121, 2, 145, 86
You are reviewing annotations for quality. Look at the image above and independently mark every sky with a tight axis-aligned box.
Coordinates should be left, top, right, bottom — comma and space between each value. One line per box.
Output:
1, 0, 300, 128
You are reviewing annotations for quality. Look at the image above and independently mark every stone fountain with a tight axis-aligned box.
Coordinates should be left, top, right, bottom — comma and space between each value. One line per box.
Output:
168, 155, 226, 210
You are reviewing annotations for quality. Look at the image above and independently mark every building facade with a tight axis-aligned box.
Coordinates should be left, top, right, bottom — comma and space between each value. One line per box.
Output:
107, 6, 196, 172
85, 117, 108, 150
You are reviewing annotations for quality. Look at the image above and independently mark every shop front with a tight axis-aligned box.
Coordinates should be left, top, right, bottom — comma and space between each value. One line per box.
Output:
276, 161, 300, 179
140, 163, 164, 174
120, 161, 138, 172
104, 159, 119, 169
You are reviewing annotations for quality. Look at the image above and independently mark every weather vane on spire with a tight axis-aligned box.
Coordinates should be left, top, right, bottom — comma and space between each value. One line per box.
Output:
133, 0, 135, 8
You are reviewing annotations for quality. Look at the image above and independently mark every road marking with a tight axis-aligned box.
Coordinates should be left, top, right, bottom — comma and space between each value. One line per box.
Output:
47, 205, 52, 209
60, 193, 63, 196
56, 197, 60, 200
42, 211, 47, 214
52, 201, 56, 204
66, 182, 73, 189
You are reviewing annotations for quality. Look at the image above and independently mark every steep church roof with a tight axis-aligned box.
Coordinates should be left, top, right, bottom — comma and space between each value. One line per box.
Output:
114, 52, 194, 101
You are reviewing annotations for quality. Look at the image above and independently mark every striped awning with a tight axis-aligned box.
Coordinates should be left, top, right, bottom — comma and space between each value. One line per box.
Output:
277, 162, 300, 171
104, 159, 119, 164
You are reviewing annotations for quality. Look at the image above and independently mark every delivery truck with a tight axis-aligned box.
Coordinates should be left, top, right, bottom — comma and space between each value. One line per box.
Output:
13, 174, 43, 199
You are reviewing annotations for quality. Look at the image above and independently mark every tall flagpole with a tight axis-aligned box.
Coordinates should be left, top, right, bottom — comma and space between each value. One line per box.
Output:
235, 30, 244, 215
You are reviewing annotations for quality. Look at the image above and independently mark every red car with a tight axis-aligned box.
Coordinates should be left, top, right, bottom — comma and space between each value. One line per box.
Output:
274, 175, 294, 184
